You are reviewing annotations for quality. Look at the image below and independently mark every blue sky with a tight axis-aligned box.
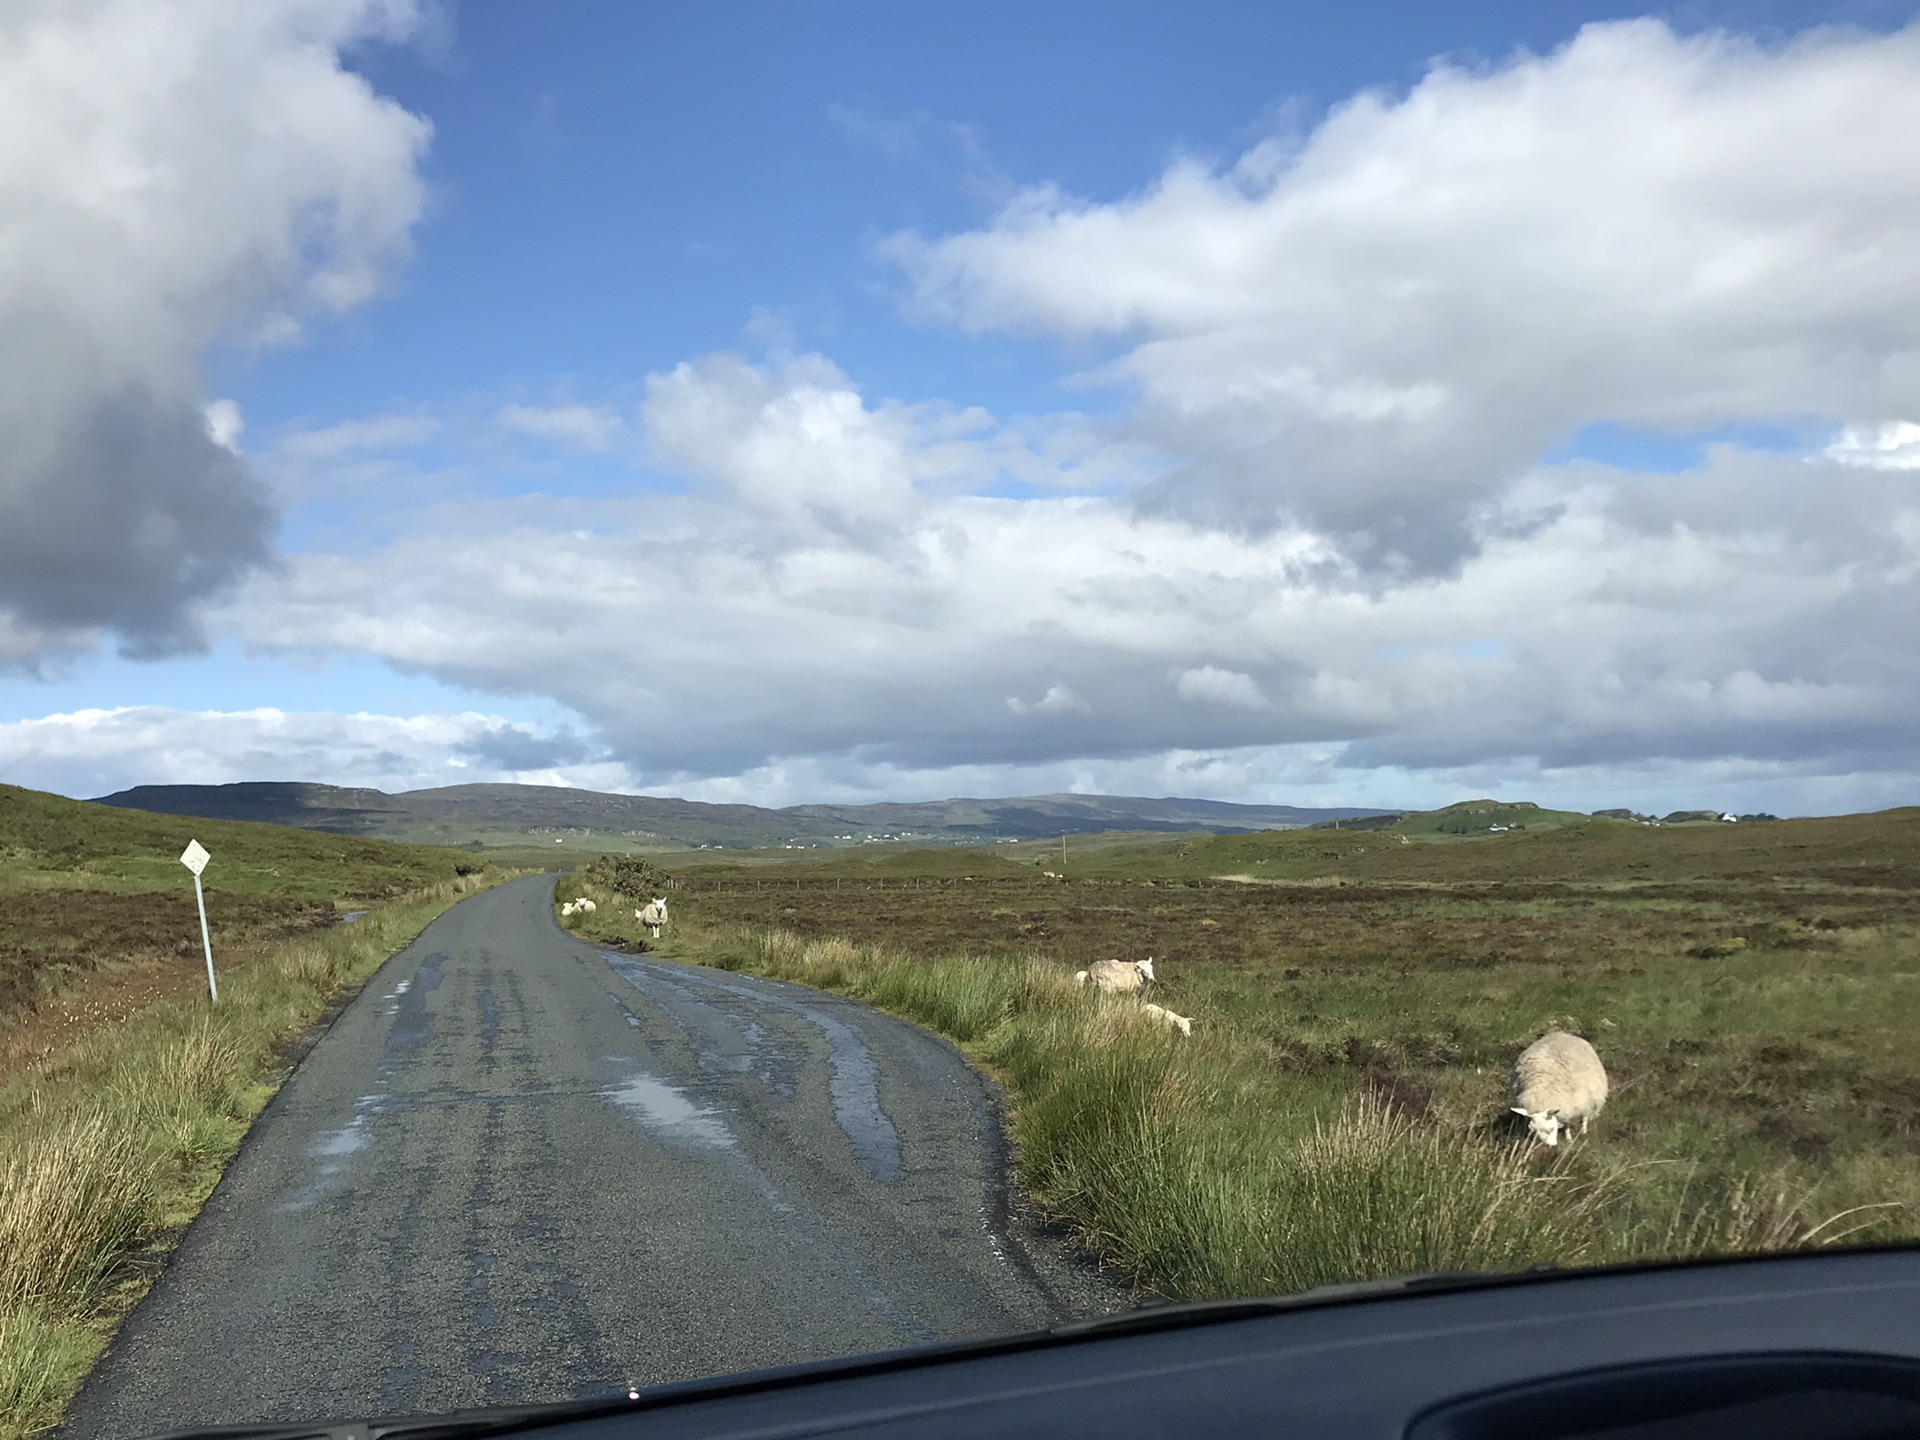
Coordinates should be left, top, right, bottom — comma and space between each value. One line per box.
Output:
2, 0, 1917, 815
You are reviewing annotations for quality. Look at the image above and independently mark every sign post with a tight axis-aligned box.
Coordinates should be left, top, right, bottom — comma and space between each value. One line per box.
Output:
179, 839, 217, 1004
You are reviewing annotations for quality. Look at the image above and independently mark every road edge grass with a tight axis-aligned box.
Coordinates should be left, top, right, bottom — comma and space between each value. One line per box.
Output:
551, 880, 1909, 1305
0, 869, 515, 1440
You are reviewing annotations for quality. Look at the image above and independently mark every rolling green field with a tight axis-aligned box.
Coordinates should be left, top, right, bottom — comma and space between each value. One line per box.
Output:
0, 784, 486, 1026
562, 807, 1920, 1299
0, 786, 509, 1439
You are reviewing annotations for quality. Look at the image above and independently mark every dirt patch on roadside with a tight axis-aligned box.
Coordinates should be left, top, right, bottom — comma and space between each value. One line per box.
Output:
0, 955, 229, 1080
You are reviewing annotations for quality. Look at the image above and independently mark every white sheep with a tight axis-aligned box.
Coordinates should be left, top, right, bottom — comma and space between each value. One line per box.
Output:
1140, 1002, 1193, 1036
637, 897, 669, 938
1074, 957, 1156, 993
576, 898, 597, 914
1509, 1030, 1609, 1146
559, 900, 578, 918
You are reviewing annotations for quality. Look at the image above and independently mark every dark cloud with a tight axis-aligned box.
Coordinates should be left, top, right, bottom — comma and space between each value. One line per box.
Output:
0, 0, 431, 664
457, 723, 594, 771
0, 392, 276, 656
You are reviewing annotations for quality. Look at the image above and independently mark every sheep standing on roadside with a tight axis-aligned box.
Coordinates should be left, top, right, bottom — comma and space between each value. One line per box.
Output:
1075, 957, 1156, 993
1509, 1030, 1609, 1146
1140, 1002, 1193, 1036
637, 898, 669, 938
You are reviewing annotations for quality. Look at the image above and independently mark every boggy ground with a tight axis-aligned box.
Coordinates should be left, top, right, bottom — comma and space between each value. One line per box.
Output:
0, 784, 487, 1072
566, 810, 1920, 1297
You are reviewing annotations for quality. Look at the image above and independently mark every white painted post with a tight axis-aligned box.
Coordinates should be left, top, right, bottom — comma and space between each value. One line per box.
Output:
179, 839, 217, 1004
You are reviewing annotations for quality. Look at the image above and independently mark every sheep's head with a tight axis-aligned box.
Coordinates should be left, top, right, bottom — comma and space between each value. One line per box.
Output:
1136, 957, 1156, 982
1512, 1107, 1564, 1146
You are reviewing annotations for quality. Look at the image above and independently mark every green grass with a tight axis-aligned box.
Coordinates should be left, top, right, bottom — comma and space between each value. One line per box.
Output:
0, 784, 488, 1020
560, 807, 1920, 1302
1392, 798, 1592, 838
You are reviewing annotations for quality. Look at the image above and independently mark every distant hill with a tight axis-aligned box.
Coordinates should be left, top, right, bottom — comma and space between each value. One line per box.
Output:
93, 781, 1400, 852
1308, 798, 1591, 838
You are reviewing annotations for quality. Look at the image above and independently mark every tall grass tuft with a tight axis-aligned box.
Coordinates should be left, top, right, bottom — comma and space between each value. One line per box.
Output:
0, 1113, 155, 1314
0, 1309, 88, 1438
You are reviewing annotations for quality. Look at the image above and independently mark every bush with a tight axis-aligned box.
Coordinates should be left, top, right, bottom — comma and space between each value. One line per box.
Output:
579, 855, 673, 900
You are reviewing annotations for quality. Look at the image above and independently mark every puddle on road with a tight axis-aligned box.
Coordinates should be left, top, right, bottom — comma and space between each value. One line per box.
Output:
281, 1094, 384, 1212
602, 1069, 734, 1149
808, 1007, 905, 1184
605, 954, 904, 1183
312, 1114, 370, 1157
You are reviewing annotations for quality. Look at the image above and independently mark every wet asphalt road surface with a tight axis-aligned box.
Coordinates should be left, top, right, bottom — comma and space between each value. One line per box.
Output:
65, 875, 1114, 1438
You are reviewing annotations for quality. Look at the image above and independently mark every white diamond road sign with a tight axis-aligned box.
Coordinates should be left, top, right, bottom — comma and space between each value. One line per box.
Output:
178, 839, 217, 1002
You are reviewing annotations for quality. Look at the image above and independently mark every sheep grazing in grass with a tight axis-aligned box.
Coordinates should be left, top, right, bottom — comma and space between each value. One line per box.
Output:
637, 898, 669, 938
1140, 1002, 1193, 1036
1509, 1030, 1609, 1146
1075, 957, 1156, 993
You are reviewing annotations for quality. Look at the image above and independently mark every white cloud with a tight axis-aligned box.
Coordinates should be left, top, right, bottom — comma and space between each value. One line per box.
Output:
1176, 666, 1267, 709
0, 0, 432, 656
887, 19, 1920, 568
497, 402, 624, 452
204, 399, 245, 453
279, 412, 442, 463
201, 350, 1920, 808
640, 351, 1152, 537
1826, 420, 1920, 471
1007, 685, 1091, 716
0, 705, 624, 799
11, 17, 1915, 819
641, 352, 926, 534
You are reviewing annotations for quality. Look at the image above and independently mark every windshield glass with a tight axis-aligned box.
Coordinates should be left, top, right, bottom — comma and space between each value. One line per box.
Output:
2, 3, 1916, 1437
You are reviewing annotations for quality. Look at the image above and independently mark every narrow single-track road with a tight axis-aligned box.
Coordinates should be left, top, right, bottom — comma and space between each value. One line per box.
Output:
66, 874, 1113, 1437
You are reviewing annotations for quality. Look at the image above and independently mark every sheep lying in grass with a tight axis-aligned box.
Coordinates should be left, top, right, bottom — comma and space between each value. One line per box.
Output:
1509, 1030, 1609, 1146
559, 900, 578, 918
636, 898, 669, 938
1140, 1002, 1193, 1036
575, 898, 596, 914
1075, 957, 1155, 992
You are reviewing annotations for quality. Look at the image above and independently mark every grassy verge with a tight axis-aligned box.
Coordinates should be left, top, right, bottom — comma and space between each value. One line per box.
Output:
0, 871, 506, 1440
658, 928, 1910, 1300
551, 817, 1920, 1303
